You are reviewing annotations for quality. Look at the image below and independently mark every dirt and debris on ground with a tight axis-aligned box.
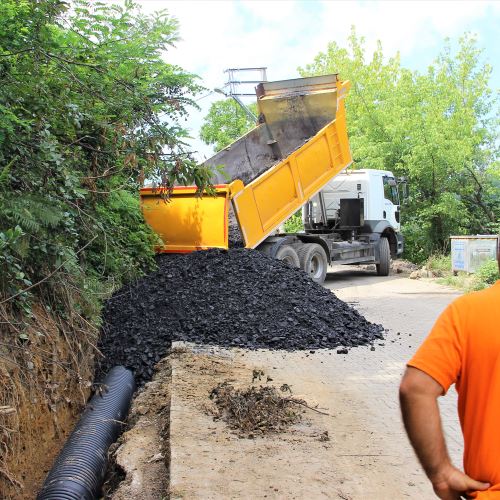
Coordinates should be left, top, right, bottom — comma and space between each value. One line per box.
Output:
361, 259, 418, 275
107, 347, 336, 498
208, 382, 304, 436
167, 346, 338, 500
97, 248, 384, 386
391, 260, 419, 274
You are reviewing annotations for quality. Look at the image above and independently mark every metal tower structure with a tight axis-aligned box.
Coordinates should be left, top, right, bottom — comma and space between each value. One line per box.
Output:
214, 67, 268, 122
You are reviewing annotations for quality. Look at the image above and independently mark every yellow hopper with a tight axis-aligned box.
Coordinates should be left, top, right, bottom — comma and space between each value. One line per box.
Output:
140, 184, 233, 252
140, 75, 352, 252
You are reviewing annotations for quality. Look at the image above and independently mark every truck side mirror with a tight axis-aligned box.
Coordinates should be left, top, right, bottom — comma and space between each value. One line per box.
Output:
401, 182, 409, 204
395, 176, 408, 204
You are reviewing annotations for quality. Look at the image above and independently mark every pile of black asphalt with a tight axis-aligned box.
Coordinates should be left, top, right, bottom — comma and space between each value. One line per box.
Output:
228, 223, 244, 248
97, 249, 384, 386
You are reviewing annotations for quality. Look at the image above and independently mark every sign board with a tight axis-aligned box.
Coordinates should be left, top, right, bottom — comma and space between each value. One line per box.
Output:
451, 239, 466, 271
450, 236, 498, 273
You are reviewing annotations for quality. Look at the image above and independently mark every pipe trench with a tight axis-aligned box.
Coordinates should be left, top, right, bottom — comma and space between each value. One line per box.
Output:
37, 366, 135, 500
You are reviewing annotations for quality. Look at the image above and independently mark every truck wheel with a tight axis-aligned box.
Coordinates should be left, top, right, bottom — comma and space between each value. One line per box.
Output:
275, 245, 300, 268
376, 237, 391, 276
297, 243, 328, 284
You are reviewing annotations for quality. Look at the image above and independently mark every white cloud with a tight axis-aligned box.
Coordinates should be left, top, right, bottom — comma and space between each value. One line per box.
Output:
135, 0, 500, 161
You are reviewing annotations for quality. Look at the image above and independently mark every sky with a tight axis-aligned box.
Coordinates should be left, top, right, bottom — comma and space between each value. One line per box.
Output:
137, 0, 500, 161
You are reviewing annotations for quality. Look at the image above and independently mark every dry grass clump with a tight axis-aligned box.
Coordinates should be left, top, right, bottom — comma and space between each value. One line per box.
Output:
208, 382, 303, 436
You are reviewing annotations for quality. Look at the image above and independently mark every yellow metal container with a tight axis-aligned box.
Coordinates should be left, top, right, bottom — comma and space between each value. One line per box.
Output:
140, 185, 231, 252
140, 75, 352, 253
232, 84, 351, 248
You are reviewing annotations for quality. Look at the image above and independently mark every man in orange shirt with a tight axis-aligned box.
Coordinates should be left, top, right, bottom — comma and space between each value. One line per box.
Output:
400, 239, 500, 500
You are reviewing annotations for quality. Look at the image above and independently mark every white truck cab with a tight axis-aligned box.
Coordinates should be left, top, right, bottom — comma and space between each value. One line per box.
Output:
310, 169, 402, 233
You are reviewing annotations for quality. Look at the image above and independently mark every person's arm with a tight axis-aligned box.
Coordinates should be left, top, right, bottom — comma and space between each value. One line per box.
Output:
399, 367, 489, 499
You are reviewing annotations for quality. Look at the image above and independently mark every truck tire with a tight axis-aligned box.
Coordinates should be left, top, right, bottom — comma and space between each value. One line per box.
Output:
376, 237, 391, 276
297, 243, 328, 284
275, 245, 300, 268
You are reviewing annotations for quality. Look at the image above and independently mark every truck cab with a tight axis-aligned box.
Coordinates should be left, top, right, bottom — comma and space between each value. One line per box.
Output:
305, 169, 404, 258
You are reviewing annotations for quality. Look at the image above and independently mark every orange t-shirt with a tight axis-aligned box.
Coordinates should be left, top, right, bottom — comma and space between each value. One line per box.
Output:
408, 280, 500, 498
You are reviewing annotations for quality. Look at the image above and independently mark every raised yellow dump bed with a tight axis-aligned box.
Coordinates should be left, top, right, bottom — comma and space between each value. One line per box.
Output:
140, 75, 352, 252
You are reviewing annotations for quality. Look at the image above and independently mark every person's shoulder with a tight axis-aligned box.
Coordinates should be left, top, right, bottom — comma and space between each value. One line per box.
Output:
450, 281, 500, 312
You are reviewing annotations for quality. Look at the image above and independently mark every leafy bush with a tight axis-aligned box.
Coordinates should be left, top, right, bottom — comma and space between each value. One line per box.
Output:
0, 226, 31, 302
0, 0, 211, 324
472, 259, 499, 290
402, 221, 433, 264
284, 211, 303, 233
431, 254, 498, 292
425, 254, 451, 275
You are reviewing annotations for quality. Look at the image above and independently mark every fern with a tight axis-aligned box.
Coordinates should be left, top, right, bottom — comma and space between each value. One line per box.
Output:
11, 206, 41, 232
0, 157, 16, 190
2, 194, 63, 233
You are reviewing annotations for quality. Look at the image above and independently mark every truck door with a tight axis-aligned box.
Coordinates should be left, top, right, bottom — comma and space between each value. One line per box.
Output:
383, 176, 400, 231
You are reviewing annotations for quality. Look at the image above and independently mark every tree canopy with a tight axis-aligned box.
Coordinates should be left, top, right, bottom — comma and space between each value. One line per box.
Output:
299, 29, 500, 261
0, 0, 211, 317
200, 99, 257, 152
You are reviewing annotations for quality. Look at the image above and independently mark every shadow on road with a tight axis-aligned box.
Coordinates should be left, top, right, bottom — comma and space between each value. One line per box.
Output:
324, 266, 404, 290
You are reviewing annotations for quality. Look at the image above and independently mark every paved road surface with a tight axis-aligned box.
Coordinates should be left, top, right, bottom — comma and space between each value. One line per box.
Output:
325, 267, 463, 480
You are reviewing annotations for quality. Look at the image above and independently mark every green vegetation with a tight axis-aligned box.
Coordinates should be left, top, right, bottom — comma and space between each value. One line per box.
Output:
299, 29, 500, 263
473, 259, 500, 288
0, 0, 212, 322
425, 254, 452, 276
200, 99, 257, 152
425, 254, 499, 291
284, 212, 304, 233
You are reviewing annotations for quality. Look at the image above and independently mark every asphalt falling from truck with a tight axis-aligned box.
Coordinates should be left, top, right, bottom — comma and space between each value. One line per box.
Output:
97, 249, 384, 386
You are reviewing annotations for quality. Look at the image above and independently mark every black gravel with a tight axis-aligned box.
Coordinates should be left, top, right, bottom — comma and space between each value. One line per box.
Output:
227, 207, 244, 248
97, 249, 384, 386
228, 223, 244, 248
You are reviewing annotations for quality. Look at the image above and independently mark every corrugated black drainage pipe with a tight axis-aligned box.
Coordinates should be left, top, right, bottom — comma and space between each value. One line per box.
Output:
37, 366, 136, 500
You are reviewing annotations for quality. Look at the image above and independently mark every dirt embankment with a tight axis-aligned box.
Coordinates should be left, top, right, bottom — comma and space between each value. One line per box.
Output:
0, 303, 95, 499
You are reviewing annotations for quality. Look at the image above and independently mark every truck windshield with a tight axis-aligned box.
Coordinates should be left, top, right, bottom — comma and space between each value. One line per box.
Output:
383, 177, 400, 205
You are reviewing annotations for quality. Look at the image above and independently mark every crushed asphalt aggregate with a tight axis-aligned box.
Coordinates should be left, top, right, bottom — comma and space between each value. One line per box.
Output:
97, 249, 384, 386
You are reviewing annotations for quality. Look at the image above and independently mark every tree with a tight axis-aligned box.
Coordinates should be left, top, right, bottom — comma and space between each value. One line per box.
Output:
200, 99, 257, 151
299, 29, 500, 262
0, 0, 212, 312
2, 1, 218, 491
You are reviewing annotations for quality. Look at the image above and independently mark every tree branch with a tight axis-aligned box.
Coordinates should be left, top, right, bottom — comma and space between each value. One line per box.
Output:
0, 48, 35, 57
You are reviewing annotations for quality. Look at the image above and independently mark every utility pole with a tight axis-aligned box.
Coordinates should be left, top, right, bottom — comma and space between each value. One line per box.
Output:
224, 67, 268, 96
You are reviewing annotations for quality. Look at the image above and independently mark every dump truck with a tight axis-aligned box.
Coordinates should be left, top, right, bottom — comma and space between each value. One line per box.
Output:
140, 74, 404, 284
